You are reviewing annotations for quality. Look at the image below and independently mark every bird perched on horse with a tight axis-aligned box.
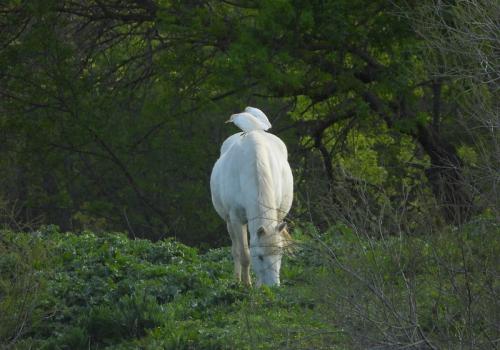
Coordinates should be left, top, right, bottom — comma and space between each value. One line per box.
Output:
225, 106, 272, 133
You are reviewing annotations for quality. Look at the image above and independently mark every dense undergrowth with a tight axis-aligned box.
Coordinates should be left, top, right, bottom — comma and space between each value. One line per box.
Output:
0, 226, 332, 350
1, 220, 499, 349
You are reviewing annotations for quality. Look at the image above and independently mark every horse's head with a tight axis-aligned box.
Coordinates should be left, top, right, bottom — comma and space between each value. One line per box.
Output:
251, 222, 289, 287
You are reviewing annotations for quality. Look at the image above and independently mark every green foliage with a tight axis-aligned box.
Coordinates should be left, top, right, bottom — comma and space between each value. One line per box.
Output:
0, 228, 333, 349
0, 1, 497, 348
0, 232, 51, 347
1, 219, 498, 349
298, 218, 500, 348
1, 0, 489, 238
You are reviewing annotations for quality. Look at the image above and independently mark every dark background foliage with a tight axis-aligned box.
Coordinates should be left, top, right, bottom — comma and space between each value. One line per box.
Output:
1, 0, 497, 244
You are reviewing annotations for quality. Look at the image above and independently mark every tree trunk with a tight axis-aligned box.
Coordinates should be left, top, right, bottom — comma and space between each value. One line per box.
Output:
416, 125, 475, 225
363, 90, 475, 225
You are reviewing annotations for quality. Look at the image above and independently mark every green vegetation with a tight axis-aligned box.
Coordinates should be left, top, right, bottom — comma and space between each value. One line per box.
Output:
0, 227, 329, 349
1, 0, 498, 348
2, 0, 497, 242
1, 220, 498, 349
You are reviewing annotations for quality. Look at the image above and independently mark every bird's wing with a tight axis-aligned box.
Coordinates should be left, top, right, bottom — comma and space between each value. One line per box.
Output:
233, 112, 268, 131
244, 107, 272, 129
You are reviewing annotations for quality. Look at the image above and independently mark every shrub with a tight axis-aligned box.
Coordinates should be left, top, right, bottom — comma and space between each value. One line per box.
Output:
0, 231, 51, 349
299, 217, 500, 349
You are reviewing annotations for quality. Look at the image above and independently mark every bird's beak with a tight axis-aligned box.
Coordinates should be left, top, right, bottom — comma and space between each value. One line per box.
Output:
225, 119, 231, 123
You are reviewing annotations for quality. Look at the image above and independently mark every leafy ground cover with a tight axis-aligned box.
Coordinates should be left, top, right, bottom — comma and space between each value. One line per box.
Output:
1, 220, 498, 349
0, 226, 333, 349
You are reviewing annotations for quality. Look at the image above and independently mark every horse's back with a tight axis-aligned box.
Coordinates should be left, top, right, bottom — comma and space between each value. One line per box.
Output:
210, 131, 292, 222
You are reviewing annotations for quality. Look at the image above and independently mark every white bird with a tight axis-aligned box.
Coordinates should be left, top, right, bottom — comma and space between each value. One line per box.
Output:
225, 112, 271, 132
244, 106, 272, 130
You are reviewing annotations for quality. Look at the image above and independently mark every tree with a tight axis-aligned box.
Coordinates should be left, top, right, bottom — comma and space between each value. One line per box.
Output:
408, 0, 499, 219
1, 0, 488, 242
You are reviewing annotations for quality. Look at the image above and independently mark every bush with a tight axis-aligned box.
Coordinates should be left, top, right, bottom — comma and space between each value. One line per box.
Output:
299, 217, 500, 349
0, 231, 50, 348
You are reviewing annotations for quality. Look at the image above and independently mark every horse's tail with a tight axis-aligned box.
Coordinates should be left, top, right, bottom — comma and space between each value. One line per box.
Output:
254, 137, 277, 222
281, 226, 297, 255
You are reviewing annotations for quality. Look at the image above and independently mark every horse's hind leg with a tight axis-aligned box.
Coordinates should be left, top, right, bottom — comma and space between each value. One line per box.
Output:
228, 221, 251, 286
227, 222, 241, 282
240, 224, 251, 286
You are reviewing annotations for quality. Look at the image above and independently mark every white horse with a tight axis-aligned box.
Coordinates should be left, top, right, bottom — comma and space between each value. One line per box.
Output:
210, 130, 293, 286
